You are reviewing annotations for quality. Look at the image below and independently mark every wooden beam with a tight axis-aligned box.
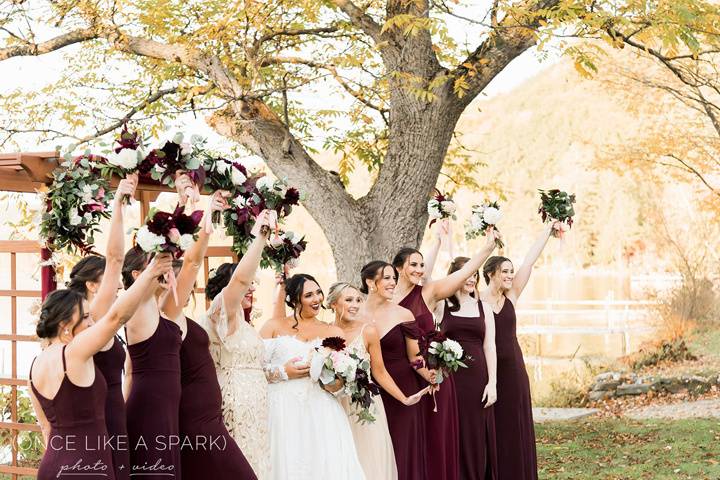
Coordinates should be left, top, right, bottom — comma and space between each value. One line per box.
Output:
0, 240, 40, 253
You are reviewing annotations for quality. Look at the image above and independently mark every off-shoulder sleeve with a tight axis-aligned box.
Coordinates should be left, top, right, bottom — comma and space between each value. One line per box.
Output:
399, 320, 422, 340
262, 338, 289, 383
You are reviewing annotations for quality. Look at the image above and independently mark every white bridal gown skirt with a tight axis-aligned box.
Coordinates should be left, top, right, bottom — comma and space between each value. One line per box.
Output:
268, 377, 366, 480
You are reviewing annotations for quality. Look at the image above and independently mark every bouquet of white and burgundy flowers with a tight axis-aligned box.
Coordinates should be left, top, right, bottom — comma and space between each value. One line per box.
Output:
466, 201, 504, 248
427, 189, 457, 226
146, 133, 207, 204
264, 230, 307, 272
224, 174, 302, 258
310, 336, 380, 423
202, 156, 251, 225
40, 156, 113, 255
538, 189, 576, 238
418, 330, 468, 385
134, 204, 204, 304
99, 126, 148, 204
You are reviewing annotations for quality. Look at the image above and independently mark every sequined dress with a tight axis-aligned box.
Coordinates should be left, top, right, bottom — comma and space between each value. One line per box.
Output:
203, 293, 272, 479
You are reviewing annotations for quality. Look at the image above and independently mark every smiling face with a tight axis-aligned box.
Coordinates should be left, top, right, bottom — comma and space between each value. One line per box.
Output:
374, 265, 398, 300
241, 281, 256, 309
332, 286, 364, 321
399, 252, 425, 286
488, 260, 515, 292
299, 280, 324, 318
462, 271, 479, 295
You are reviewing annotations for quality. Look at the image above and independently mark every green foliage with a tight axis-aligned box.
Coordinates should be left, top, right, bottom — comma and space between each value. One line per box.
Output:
0, 386, 43, 469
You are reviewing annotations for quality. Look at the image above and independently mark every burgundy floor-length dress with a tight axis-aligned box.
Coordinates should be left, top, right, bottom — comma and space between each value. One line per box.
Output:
378, 321, 427, 480
94, 335, 130, 480
441, 300, 497, 480
126, 317, 182, 478
493, 298, 538, 480
179, 318, 257, 479
398, 285, 459, 480
31, 346, 115, 480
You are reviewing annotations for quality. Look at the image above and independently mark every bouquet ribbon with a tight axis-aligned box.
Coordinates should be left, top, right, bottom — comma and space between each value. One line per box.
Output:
165, 269, 179, 306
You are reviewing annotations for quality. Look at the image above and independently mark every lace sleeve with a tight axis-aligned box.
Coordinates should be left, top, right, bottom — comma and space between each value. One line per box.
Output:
202, 294, 226, 369
262, 339, 289, 383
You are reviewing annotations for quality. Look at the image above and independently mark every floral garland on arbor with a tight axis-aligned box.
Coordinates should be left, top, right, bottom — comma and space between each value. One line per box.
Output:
40, 127, 306, 271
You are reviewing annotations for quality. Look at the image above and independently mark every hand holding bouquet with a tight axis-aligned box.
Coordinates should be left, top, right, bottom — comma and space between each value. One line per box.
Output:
538, 189, 576, 238
101, 126, 146, 204
310, 337, 380, 423
466, 201, 504, 248
418, 330, 469, 385
265, 230, 307, 272
134, 204, 204, 304
203, 156, 250, 225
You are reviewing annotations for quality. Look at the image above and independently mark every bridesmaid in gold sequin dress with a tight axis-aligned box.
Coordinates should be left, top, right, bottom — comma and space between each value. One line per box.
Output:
202, 211, 295, 479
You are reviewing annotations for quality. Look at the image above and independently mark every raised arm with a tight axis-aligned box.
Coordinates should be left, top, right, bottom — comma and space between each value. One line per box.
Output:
68, 254, 173, 361
162, 190, 228, 320
508, 222, 555, 303
480, 301, 497, 407
422, 219, 448, 283
91, 175, 138, 319
366, 325, 424, 405
221, 210, 273, 323
425, 228, 499, 304
271, 273, 288, 321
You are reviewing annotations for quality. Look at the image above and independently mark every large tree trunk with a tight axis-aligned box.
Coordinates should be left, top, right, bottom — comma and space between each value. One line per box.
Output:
208, 95, 463, 281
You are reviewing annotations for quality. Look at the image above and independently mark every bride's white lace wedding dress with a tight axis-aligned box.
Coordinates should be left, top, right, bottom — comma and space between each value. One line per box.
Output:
263, 335, 366, 480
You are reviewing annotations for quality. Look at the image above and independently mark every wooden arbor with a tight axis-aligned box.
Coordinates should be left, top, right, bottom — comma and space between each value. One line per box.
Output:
0, 151, 234, 479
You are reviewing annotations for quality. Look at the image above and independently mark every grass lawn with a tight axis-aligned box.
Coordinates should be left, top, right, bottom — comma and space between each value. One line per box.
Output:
537, 418, 720, 479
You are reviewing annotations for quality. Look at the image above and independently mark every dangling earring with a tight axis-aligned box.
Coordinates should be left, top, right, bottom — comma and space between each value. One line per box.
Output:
370, 286, 376, 293
64, 328, 69, 336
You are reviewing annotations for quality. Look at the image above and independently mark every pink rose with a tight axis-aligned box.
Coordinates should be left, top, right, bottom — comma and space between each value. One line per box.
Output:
168, 228, 181, 243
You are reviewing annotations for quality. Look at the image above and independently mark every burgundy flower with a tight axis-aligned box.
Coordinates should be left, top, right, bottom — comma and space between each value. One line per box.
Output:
147, 211, 174, 235
322, 336, 346, 351
173, 206, 204, 235
284, 187, 300, 205
114, 125, 141, 153
232, 161, 248, 177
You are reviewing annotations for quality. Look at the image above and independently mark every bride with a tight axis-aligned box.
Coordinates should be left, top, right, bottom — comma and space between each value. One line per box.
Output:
260, 273, 365, 480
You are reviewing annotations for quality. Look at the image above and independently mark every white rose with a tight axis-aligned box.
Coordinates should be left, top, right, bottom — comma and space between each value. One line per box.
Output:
256, 176, 275, 192
482, 206, 502, 225
231, 167, 247, 186
441, 200, 456, 214
470, 212, 485, 229
107, 149, 139, 170
427, 199, 442, 218
443, 339, 463, 358
69, 209, 83, 226
215, 160, 230, 175
190, 134, 204, 145
81, 185, 94, 203
135, 226, 166, 252
233, 196, 247, 209
180, 142, 192, 156
83, 212, 92, 222
278, 183, 288, 196
178, 234, 195, 251
153, 165, 166, 175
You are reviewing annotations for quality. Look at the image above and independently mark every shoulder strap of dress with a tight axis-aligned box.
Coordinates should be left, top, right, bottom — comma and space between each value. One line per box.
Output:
29, 356, 37, 382
61, 345, 67, 373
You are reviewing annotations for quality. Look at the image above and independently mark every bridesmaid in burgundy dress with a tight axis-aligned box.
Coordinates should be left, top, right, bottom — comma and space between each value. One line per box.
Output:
67, 175, 137, 480
479, 222, 559, 480
159, 193, 263, 479
439, 257, 498, 480
392, 228, 498, 480
28, 256, 172, 480
360, 261, 432, 480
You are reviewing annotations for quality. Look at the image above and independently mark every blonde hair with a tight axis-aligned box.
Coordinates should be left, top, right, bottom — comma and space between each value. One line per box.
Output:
326, 282, 363, 310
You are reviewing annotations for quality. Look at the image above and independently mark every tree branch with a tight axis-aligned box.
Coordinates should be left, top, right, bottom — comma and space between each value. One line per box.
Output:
0, 27, 97, 60
663, 153, 720, 199
447, 0, 560, 105
329, 0, 382, 43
